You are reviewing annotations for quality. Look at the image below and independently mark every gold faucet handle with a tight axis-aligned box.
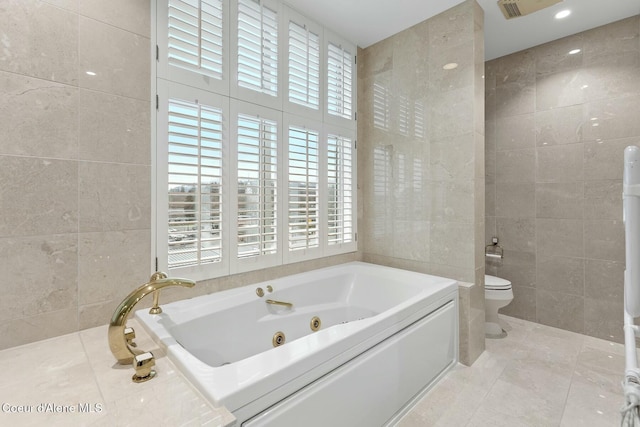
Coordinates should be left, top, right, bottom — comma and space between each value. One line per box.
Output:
132, 352, 156, 383
124, 327, 137, 347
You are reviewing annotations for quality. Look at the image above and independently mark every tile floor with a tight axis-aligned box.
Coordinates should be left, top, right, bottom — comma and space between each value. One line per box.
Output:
399, 315, 626, 427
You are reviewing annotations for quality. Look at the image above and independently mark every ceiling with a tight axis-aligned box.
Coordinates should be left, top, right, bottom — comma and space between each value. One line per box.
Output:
284, 0, 640, 60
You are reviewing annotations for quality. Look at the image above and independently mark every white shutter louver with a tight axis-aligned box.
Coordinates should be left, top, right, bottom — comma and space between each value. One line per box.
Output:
168, 0, 224, 79
236, 113, 278, 258
237, 0, 278, 96
327, 134, 354, 246
167, 98, 224, 268
288, 20, 320, 109
288, 125, 319, 251
327, 42, 353, 120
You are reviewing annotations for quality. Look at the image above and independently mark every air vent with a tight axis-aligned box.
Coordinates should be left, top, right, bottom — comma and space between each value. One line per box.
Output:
497, 0, 563, 20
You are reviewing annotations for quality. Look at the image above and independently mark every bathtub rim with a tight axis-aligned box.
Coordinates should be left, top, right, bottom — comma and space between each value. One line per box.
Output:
135, 262, 459, 413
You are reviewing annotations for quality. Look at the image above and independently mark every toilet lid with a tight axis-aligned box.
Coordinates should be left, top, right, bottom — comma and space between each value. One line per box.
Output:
485, 275, 512, 290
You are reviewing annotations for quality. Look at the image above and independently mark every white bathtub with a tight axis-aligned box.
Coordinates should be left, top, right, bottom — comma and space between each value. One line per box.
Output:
136, 262, 458, 426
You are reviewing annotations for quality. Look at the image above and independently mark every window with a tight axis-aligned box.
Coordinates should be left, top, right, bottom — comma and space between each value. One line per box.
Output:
326, 132, 354, 248
286, 122, 320, 256
158, 0, 229, 94
155, 0, 356, 280
230, 100, 282, 272
287, 16, 321, 112
326, 40, 353, 121
168, 0, 224, 78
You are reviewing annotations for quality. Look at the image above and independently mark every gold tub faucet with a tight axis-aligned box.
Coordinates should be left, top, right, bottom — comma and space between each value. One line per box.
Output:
108, 272, 195, 382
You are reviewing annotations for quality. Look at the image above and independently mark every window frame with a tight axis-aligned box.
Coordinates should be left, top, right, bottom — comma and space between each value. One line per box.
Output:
229, 0, 284, 109
156, 80, 231, 281
154, 0, 357, 280
229, 99, 284, 273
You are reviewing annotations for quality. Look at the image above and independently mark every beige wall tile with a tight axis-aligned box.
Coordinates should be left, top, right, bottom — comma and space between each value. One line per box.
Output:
0, 0, 78, 85
535, 34, 584, 76
428, 86, 475, 140
78, 16, 150, 100
428, 41, 475, 93
536, 290, 584, 334
582, 16, 640, 66
584, 137, 639, 181
536, 218, 584, 258
536, 144, 584, 183
0, 156, 78, 237
584, 298, 624, 343
501, 285, 536, 321
496, 249, 536, 289
427, 1, 474, 50
430, 180, 475, 223
429, 222, 475, 272
496, 218, 536, 253
42, 0, 78, 12
583, 180, 622, 220
0, 234, 78, 325
535, 104, 585, 147
584, 259, 624, 301
536, 70, 588, 111
430, 134, 475, 181
78, 230, 151, 306
486, 16, 638, 342
495, 182, 535, 218
79, 0, 150, 37
583, 219, 624, 262
78, 89, 150, 164
583, 96, 640, 141
535, 182, 584, 219
0, 308, 78, 351
536, 256, 584, 296
495, 113, 535, 151
0, 71, 78, 158
78, 162, 151, 232
495, 149, 535, 183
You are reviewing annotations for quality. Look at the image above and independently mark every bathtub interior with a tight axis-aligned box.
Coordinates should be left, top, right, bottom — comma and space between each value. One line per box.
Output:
150, 264, 433, 368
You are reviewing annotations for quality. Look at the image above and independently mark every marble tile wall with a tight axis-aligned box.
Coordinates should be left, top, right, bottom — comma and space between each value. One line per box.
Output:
0, 0, 363, 351
358, 0, 486, 365
485, 15, 640, 343
0, 0, 153, 350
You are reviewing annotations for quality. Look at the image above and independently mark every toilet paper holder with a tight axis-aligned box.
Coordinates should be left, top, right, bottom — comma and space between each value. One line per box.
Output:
485, 237, 503, 259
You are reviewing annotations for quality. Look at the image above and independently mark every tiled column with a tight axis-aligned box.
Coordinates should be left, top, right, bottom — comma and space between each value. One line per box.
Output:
359, 0, 486, 365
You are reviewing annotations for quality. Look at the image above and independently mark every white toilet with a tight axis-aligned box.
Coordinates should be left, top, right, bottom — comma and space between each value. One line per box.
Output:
484, 274, 513, 338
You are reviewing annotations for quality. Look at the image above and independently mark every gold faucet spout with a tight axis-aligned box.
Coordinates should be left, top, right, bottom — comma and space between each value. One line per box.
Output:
266, 299, 293, 308
108, 273, 195, 365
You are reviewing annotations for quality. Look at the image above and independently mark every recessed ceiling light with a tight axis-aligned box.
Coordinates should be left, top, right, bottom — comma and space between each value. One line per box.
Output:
568, 49, 581, 55
442, 63, 458, 70
555, 9, 571, 19
86, 71, 96, 76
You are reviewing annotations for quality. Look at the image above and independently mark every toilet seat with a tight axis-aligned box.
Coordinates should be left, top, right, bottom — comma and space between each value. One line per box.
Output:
485, 275, 512, 290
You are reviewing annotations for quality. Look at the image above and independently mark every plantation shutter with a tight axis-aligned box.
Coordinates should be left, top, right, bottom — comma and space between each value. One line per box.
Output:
326, 41, 353, 120
236, 113, 278, 259
327, 133, 354, 246
287, 125, 319, 252
288, 20, 320, 110
167, 98, 224, 269
237, 0, 278, 96
159, 0, 229, 95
